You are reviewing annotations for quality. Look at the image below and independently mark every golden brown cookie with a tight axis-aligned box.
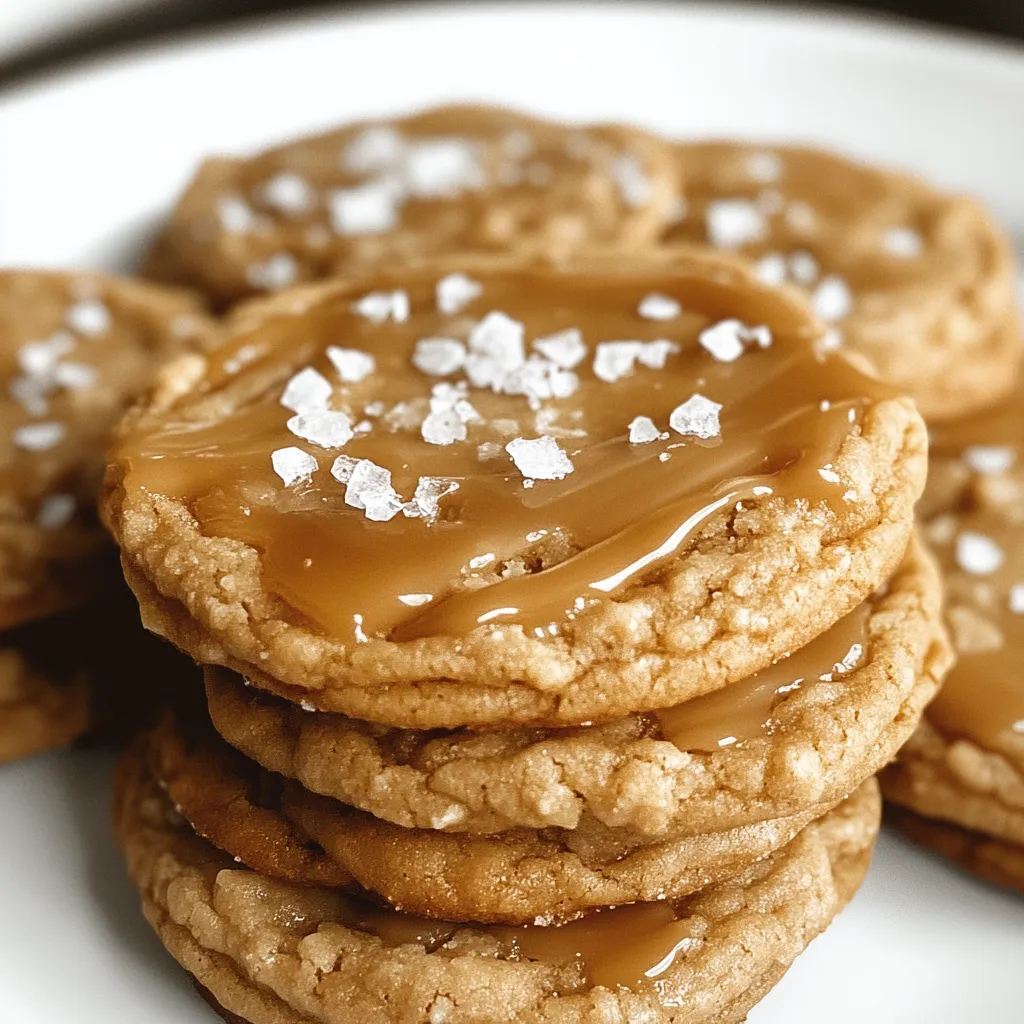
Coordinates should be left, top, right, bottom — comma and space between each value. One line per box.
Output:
115, 742, 879, 1024
204, 531, 948, 838
146, 105, 678, 307
881, 377, 1024, 887
103, 254, 927, 730
147, 709, 833, 925
0, 591, 198, 765
663, 142, 1022, 421
0, 270, 216, 628
888, 806, 1024, 896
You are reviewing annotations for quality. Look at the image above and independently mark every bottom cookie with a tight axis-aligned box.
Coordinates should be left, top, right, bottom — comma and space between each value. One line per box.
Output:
887, 806, 1024, 897
0, 593, 196, 767
115, 748, 879, 1024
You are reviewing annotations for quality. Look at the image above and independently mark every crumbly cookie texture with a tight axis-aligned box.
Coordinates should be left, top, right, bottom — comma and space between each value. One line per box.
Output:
664, 142, 1023, 420
887, 806, 1024, 896
147, 710, 832, 925
205, 532, 948, 837
146, 105, 678, 307
0, 592, 197, 766
881, 719, 1024, 848
0, 270, 215, 627
115, 745, 879, 1024
104, 256, 927, 729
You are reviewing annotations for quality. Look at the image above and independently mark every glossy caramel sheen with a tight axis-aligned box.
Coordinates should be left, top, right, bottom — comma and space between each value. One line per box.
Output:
927, 385, 1024, 758
650, 601, 871, 751
115, 267, 890, 643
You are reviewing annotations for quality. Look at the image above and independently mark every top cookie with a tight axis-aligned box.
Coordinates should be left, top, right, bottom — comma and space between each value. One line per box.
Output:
0, 270, 215, 628
664, 142, 1022, 421
103, 252, 926, 728
145, 105, 678, 307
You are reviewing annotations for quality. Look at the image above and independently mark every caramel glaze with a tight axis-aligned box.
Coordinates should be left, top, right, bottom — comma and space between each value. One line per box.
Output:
115, 267, 892, 644
926, 384, 1024, 760
649, 601, 871, 751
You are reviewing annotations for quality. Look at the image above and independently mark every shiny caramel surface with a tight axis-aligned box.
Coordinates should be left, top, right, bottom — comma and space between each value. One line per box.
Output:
650, 601, 871, 751
116, 265, 890, 643
925, 383, 1024, 758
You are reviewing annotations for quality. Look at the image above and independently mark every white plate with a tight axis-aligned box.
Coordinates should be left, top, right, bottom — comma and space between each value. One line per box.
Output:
1, 4, 1023, 1021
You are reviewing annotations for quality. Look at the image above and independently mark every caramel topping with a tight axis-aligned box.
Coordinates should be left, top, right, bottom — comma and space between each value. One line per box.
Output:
350, 896, 701, 993
650, 602, 871, 751
923, 381, 1024, 759
116, 266, 890, 643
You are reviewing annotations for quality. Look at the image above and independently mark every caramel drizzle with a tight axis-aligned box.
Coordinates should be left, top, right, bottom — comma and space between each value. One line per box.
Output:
116, 268, 890, 643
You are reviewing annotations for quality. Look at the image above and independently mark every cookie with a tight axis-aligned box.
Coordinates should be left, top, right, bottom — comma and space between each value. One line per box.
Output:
663, 142, 1023, 421
103, 253, 927, 730
881, 377, 1024, 885
0, 270, 216, 629
115, 742, 879, 1024
203, 531, 948, 838
147, 709, 833, 925
145, 105, 678, 307
888, 806, 1024, 896
0, 591, 197, 765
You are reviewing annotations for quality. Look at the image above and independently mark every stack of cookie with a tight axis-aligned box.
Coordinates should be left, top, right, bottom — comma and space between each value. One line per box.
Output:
98, 106, 1024, 1021
0, 271, 213, 764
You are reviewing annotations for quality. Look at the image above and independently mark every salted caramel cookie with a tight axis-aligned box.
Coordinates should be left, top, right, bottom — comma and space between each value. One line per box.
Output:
0, 591, 196, 765
0, 270, 215, 628
115, 743, 879, 1024
888, 807, 1024, 896
145, 105, 678, 307
147, 709, 832, 925
664, 142, 1022, 420
103, 254, 926, 729
881, 378, 1024, 885
204, 532, 947, 838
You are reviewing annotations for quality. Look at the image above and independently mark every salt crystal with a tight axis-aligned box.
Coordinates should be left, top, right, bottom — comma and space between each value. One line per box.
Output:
271, 447, 317, 487
755, 253, 787, 287
352, 289, 410, 324
398, 593, 433, 607
883, 226, 923, 258
53, 362, 98, 390
503, 129, 533, 160
217, 195, 256, 234
593, 341, 643, 383
963, 445, 1015, 475
610, 153, 651, 208
342, 459, 403, 521
747, 151, 783, 183
66, 299, 111, 337
329, 183, 399, 235
413, 338, 466, 376
956, 531, 1005, 575
636, 339, 679, 370
13, 421, 65, 451
812, 276, 853, 322
326, 347, 376, 383
404, 476, 459, 521
286, 409, 354, 449
343, 126, 406, 174
404, 138, 484, 198
9, 377, 49, 416
280, 367, 332, 413
246, 253, 298, 291
499, 356, 577, 404
669, 394, 722, 439
259, 172, 315, 215
329, 454, 359, 484
422, 408, 468, 446
505, 436, 574, 481
532, 329, 585, 370
628, 416, 661, 444
436, 273, 483, 315
706, 199, 766, 249
36, 493, 75, 529
819, 466, 842, 484
466, 311, 526, 388
788, 250, 820, 285
19, 334, 74, 378
477, 441, 504, 461
638, 293, 681, 321
1010, 585, 1024, 614
699, 319, 771, 362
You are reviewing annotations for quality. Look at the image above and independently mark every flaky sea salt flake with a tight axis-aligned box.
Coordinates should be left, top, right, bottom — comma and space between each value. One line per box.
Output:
637, 339, 679, 370
271, 447, 317, 487
533, 328, 586, 369
329, 183, 399, 236
1009, 585, 1024, 615
404, 138, 484, 198
343, 125, 406, 174
327, 347, 376, 383
963, 445, 1015, 476
593, 341, 643, 383
36, 493, 75, 529
422, 408, 467, 446
413, 338, 466, 376
53, 362, 99, 391
281, 367, 332, 413
812, 276, 853, 322
405, 476, 460, 521
287, 409, 354, 449
13, 421, 65, 451
466, 311, 526, 388
259, 173, 315, 215
343, 459, 403, 521
628, 416, 661, 444
66, 299, 111, 337
706, 199, 766, 249
699, 319, 770, 362
638, 293, 681, 321
352, 289, 409, 324
956, 531, 1005, 575
506, 436, 574, 481
436, 273, 483, 315
669, 394, 722, 440
246, 253, 298, 291
883, 227, 923, 258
